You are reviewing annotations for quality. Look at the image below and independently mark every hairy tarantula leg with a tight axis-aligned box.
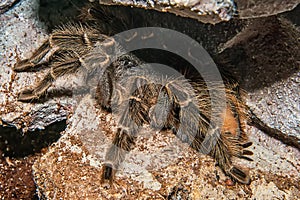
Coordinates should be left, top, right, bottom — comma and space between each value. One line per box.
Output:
162, 76, 252, 184
102, 128, 135, 183
153, 76, 250, 184
18, 53, 82, 101
207, 103, 252, 184
14, 23, 107, 72
101, 109, 143, 183
13, 41, 54, 72
204, 105, 252, 185
102, 72, 156, 183
149, 85, 175, 129
211, 134, 251, 184
93, 54, 143, 110
163, 77, 209, 145
95, 63, 115, 110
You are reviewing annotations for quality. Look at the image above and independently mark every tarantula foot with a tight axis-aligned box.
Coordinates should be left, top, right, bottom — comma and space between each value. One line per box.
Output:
100, 162, 115, 185
241, 142, 253, 148
13, 59, 34, 72
227, 166, 251, 185
17, 89, 38, 102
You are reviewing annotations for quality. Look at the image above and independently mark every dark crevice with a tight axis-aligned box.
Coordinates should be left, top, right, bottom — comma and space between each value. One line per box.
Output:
281, 3, 300, 27
0, 119, 66, 157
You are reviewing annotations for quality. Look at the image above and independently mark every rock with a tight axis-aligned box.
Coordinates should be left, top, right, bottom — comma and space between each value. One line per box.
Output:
90, 0, 237, 24
0, 0, 20, 14
0, 0, 299, 199
235, 0, 300, 19
90, 0, 300, 23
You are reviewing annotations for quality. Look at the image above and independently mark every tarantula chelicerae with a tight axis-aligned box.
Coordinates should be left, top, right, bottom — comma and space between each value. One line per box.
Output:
12, 5, 256, 185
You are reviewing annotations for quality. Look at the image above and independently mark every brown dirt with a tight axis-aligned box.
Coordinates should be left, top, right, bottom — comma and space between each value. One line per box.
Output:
0, 153, 39, 199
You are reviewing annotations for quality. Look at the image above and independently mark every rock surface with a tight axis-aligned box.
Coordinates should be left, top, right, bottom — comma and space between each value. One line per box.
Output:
235, 0, 300, 19
0, 0, 299, 199
91, 0, 237, 24
90, 0, 300, 23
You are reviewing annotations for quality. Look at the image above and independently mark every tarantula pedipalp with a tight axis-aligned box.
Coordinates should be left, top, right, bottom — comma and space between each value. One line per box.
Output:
13, 23, 253, 185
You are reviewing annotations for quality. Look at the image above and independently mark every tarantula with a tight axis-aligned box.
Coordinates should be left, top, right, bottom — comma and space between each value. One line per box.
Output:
12, 5, 256, 185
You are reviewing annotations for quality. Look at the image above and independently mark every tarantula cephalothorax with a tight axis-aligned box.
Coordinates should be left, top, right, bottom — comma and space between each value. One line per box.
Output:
12, 6, 255, 185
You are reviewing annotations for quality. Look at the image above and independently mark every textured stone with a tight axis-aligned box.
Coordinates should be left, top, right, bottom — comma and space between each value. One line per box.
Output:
0, 0, 20, 14
236, 0, 300, 19
91, 0, 300, 23
91, 0, 236, 24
